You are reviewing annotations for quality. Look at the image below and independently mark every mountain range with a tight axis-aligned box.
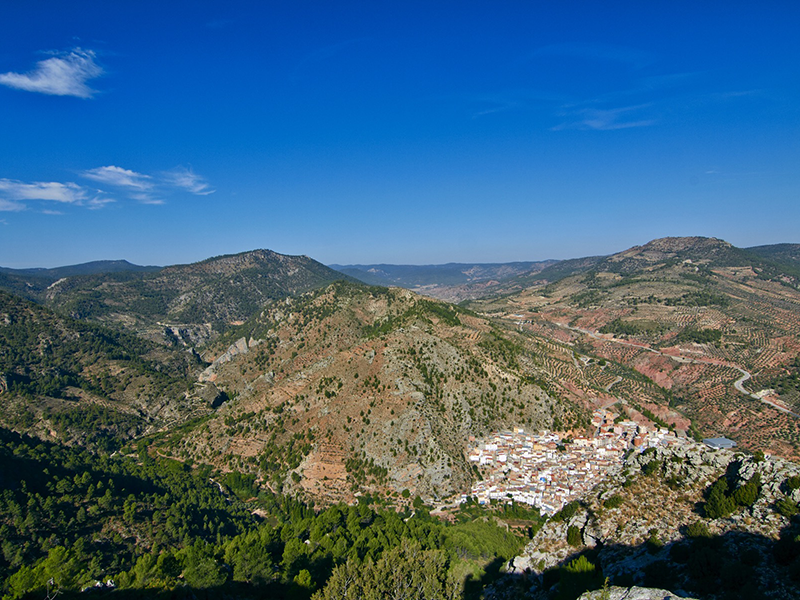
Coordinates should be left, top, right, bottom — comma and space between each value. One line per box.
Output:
2, 235, 800, 599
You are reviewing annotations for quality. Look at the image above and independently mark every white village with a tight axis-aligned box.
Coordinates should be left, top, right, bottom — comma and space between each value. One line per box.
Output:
464, 409, 707, 515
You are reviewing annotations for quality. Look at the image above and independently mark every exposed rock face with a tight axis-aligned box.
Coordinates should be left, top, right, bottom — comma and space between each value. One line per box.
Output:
513, 443, 800, 599
580, 587, 697, 600
196, 383, 229, 408
200, 337, 251, 381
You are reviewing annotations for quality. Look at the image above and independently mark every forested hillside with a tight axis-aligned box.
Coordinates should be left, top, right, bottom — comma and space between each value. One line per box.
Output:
0, 427, 535, 599
0, 291, 205, 449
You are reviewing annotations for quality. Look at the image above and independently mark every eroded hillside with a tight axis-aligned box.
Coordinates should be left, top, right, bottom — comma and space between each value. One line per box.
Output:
158, 282, 588, 505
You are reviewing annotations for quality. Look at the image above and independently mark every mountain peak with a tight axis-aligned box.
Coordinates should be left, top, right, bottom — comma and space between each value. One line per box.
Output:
608, 236, 741, 267
638, 236, 731, 253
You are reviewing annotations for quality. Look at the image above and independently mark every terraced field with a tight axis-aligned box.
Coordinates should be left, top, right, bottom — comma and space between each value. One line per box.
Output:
468, 237, 800, 459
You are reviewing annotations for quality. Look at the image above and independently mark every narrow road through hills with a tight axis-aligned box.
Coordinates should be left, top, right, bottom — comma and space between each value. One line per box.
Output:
551, 322, 800, 419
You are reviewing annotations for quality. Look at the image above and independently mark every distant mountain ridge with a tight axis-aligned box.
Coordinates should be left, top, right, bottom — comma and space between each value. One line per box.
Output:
474, 237, 800, 297
0, 249, 352, 344
331, 259, 558, 302
330, 239, 800, 302
330, 260, 557, 287
0, 259, 160, 280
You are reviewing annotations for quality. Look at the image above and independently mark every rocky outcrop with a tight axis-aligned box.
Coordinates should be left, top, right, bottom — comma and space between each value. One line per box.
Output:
199, 337, 252, 382
580, 587, 697, 600
514, 442, 800, 599
195, 383, 229, 408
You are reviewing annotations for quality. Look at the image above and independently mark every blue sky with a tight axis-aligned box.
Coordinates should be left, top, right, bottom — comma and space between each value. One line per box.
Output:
1, 1, 798, 268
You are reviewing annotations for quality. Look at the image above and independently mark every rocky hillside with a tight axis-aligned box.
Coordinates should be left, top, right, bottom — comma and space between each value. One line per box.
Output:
510, 442, 800, 600
152, 281, 592, 506
467, 237, 800, 459
486, 237, 800, 294
580, 588, 697, 600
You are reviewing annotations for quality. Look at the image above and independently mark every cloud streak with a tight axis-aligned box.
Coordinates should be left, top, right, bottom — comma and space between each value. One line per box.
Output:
0, 179, 90, 203
553, 104, 656, 131
0, 48, 103, 98
82, 166, 152, 190
82, 165, 214, 199
0, 164, 214, 213
161, 167, 215, 195
0, 178, 111, 212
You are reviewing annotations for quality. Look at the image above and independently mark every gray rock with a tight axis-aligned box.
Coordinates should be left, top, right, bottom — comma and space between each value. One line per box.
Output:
579, 586, 697, 600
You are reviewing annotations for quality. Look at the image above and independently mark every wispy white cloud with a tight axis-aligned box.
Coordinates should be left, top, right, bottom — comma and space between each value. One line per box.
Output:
80, 164, 214, 202
130, 192, 164, 205
86, 197, 115, 209
0, 163, 214, 215
552, 104, 656, 131
0, 48, 103, 98
0, 199, 25, 212
0, 178, 114, 212
82, 166, 152, 190
0, 179, 90, 204
161, 167, 215, 195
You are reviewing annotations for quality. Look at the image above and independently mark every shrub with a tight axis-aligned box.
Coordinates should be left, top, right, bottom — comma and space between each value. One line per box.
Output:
705, 479, 736, 519
558, 555, 602, 600
553, 501, 579, 522
732, 474, 760, 507
642, 459, 661, 477
776, 497, 800, 518
567, 525, 582, 547
704, 474, 761, 519
686, 521, 711, 538
646, 528, 664, 553
603, 495, 623, 509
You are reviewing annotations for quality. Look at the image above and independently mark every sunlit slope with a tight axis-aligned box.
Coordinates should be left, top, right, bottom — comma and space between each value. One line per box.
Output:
159, 281, 590, 505
467, 237, 800, 458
